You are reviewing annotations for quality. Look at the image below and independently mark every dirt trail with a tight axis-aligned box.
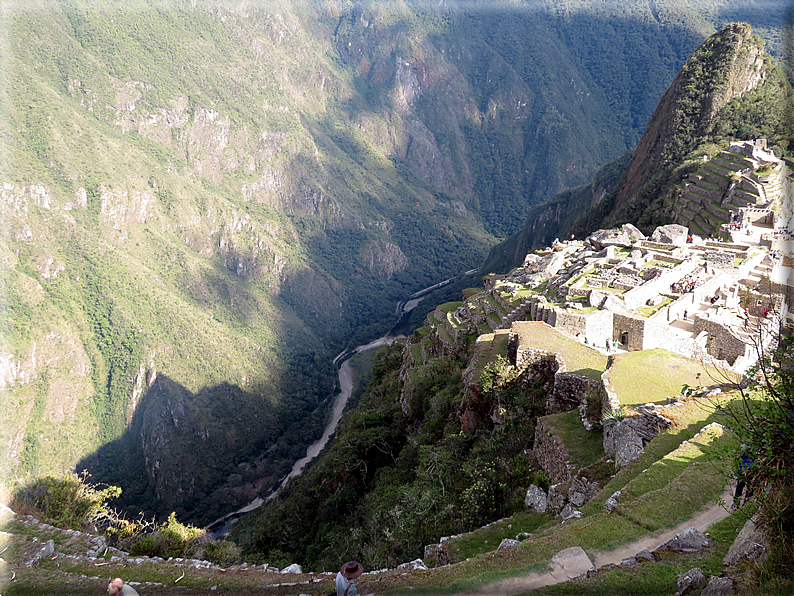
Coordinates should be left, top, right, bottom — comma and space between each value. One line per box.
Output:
459, 490, 732, 595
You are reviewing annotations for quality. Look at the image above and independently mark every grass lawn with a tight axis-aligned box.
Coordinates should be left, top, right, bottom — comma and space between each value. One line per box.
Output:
605, 348, 736, 406
542, 410, 605, 471
446, 511, 552, 563
511, 322, 608, 380
533, 512, 751, 595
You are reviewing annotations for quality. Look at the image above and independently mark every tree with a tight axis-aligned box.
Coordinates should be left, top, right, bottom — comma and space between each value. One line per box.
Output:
718, 317, 794, 582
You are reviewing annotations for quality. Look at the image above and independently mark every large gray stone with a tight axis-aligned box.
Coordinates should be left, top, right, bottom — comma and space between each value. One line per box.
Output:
280, 563, 302, 574
613, 423, 645, 467
559, 504, 583, 520
498, 538, 521, 549
524, 484, 548, 513
651, 224, 688, 246
601, 294, 628, 313
550, 546, 595, 579
674, 567, 707, 596
701, 576, 734, 596
588, 289, 607, 308
660, 527, 710, 553
622, 223, 646, 241
27, 539, 55, 567
723, 513, 769, 566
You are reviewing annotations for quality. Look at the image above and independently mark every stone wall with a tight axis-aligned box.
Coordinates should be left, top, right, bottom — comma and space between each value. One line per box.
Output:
603, 408, 672, 467
553, 309, 588, 338
624, 259, 698, 309
547, 373, 598, 410
612, 312, 646, 351
693, 315, 752, 365
534, 418, 571, 484
509, 332, 559, 370
585, 310, 613, 348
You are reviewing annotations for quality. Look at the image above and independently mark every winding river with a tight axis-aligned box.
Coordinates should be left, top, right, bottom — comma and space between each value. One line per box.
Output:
206, 269, 478, 535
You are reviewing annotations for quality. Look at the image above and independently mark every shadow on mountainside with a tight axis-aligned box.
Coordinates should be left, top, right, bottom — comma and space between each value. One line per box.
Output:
75, 372, 335, 528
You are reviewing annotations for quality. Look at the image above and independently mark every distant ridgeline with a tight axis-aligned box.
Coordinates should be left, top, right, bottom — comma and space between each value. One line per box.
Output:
485, 23, 794, 275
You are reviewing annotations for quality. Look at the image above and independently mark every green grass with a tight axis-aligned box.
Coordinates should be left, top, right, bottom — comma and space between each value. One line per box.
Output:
493, 330, 510, 358
511, 322, 608, 380
634, 297, 673, 317
605, 349, 736, 406
447, 511, 552, 562
543, 410, 605, 471
534, 512, 750, 595
438, 301, 463, 313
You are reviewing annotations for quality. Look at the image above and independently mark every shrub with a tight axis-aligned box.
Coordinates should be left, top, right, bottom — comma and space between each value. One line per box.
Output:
199, 539, 243, 567
126, 512, 205, 559
12, 472, 121, 530
601, 406, 627, 425
720, 332, 794, 583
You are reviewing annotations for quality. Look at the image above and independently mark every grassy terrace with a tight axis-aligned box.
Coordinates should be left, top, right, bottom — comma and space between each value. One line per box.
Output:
604, 348, 737, 406
542, 410, 605, 470
634, 297, 672, 317
511, 321, 607, 380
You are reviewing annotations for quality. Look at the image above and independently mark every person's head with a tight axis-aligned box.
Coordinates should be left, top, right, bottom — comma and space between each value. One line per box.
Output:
107, 578, 125, 595
340, 561, 364, 580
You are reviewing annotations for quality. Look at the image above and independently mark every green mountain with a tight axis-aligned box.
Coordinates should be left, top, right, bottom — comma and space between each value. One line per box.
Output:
485, 21, 793, 273
1, 1, 786, 525
232, 21, 792, 572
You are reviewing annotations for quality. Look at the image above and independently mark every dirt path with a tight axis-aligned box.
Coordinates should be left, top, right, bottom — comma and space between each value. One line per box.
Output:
459, 490, 732, 595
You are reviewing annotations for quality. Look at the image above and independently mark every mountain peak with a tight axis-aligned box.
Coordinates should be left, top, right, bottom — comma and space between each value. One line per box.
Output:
615, 22, 767, 207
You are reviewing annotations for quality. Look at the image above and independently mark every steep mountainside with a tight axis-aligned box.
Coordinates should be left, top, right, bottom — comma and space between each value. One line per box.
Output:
487, 22, 793, 273
1, 2, 785, 525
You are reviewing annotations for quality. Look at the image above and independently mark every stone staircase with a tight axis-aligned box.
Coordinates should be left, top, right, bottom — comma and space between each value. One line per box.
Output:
742, 255, 773, 289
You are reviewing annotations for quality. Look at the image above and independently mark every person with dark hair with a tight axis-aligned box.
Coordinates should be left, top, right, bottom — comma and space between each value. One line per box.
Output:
107, 578, 139, 596
335, 561, 367, 596
732, 446, 753, 510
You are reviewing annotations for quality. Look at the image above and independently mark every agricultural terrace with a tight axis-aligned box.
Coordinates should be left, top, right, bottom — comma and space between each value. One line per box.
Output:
511, 322, 608, 380
604, 348, 738, 406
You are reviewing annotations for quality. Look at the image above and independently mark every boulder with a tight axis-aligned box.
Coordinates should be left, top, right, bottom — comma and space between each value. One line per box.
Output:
589, 228, 633, 250
547, 484, 566, 512
27, 539, 55, 567
569, 476, 600, 507
620, 557, 637, 566
601, 294, 628, 313
659, 527, 710, 553
604, 496, 619, 512
651, 224, 688, 246
613, 423, 645, 467
588, 289, 607, 308
398, 559, 428, 571
622, 223, 646, 241
674, 567, 707, 596
524, 484, 548, 513
635, 549, 655, 562
498, 538, 521, 549
723, 513, 769, 566
551, 546, 595, 579
559, 504, 583, 520
281, 563, 302, 574
701, 576, 734, 596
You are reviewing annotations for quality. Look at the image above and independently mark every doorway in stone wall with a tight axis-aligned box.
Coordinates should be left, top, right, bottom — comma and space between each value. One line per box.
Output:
621, 331, 629, 346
